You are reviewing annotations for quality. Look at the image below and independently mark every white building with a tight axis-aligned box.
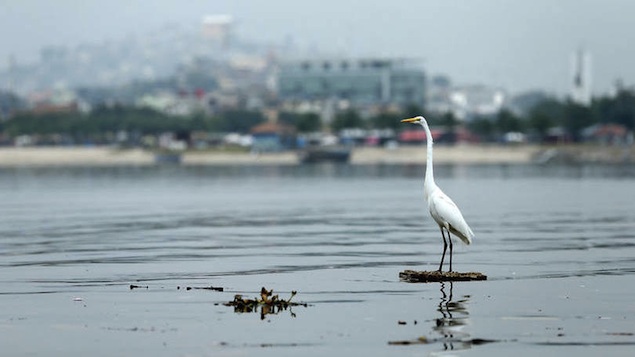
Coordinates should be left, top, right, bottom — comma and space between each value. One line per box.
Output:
276, 58, 426, 107
448, 85, 506, 120
202, 14, 233, 47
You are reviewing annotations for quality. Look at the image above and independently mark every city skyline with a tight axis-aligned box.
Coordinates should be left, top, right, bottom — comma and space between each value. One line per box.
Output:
2, 0, 635, 96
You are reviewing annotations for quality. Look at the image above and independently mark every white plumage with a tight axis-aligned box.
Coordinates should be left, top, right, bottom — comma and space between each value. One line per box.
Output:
401, 115, 475, 272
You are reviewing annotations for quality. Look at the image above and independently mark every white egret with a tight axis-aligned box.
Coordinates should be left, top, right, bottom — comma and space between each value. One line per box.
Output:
401, 116, 475, 272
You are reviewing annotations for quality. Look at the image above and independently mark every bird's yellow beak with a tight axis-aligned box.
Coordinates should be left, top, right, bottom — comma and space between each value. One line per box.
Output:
401, 117, 418, 123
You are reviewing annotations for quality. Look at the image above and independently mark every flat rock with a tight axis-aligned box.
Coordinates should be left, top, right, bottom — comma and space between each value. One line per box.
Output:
399, 269, 487, 283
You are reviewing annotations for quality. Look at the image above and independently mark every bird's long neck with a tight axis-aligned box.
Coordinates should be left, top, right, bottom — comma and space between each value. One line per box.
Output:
422, 121, 435, 197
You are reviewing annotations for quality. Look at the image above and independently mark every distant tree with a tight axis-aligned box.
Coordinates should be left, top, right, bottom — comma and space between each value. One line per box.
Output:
561, 100, 596, 141
331, 109, 364, 131
402, 88, 635, 144
217, 110, 266, 133
401, 103, 425, 118
296, 113, 322, 132
188, 112, 214, 131
419, 114, 443, 127
0, 91, 27, 117
279, 112, 322, 132
4, 105, 190, 139
369, 112, 401, 130
440, 112, 459, 130
496, 109, 524, 133
467, 116, 494, 140
594, 89, 635, 130
527, 98, 565, 127
527, 112, 553, 142
4, 112, 80, 136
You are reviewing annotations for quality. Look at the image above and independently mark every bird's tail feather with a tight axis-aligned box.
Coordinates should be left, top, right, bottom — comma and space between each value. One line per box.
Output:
450, 225, 474, 245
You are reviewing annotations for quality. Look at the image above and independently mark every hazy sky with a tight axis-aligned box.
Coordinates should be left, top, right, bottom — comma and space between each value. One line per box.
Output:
2, 0, 634, 95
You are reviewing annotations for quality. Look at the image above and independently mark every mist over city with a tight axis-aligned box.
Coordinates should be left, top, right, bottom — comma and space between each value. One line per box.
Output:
1, 0, 634, 157
3, 0, 635, 93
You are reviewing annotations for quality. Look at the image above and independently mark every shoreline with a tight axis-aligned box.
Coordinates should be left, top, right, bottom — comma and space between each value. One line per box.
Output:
0, 144, 632, 167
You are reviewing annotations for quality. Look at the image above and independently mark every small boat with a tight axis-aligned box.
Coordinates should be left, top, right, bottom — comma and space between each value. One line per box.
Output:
154, 151, 182, 164
299, 145, 351, 164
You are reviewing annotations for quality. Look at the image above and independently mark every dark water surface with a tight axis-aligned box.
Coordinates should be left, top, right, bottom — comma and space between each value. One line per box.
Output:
1, 164, 635, 356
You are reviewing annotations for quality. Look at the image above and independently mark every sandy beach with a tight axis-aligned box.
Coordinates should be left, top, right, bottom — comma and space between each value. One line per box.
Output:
351, 145, 540, 164
0, 145, 545, 167
1, 144, 634, 167
0, 147, 156, 167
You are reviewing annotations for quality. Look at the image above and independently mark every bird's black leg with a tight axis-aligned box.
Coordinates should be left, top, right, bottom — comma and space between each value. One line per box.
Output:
438, 227, 448, 272
448, 230, 454, 272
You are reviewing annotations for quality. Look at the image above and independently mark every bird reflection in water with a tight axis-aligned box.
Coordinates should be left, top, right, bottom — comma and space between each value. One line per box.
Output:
434, 281, 471, 351
389, 283, 498, 348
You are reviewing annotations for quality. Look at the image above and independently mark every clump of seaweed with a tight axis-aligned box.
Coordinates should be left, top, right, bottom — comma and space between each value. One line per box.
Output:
223, 287, 308, 319
399, 270, 487, 283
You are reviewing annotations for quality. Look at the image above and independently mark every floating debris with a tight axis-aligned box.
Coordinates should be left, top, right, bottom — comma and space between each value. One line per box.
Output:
606, 332, 635, 336
223, 287, 308, 320
399, 270, 487, 283
388, 336, 429, 345
180, 285, 224, 292
470, 338, 500, 345
101, 326, 177, 333
129, 284, 149, 290
388, 336, 500, 346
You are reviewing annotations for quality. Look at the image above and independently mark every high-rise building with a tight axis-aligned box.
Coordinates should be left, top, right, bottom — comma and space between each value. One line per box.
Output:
276, 58, 426, 107
202, 14, 233, 48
